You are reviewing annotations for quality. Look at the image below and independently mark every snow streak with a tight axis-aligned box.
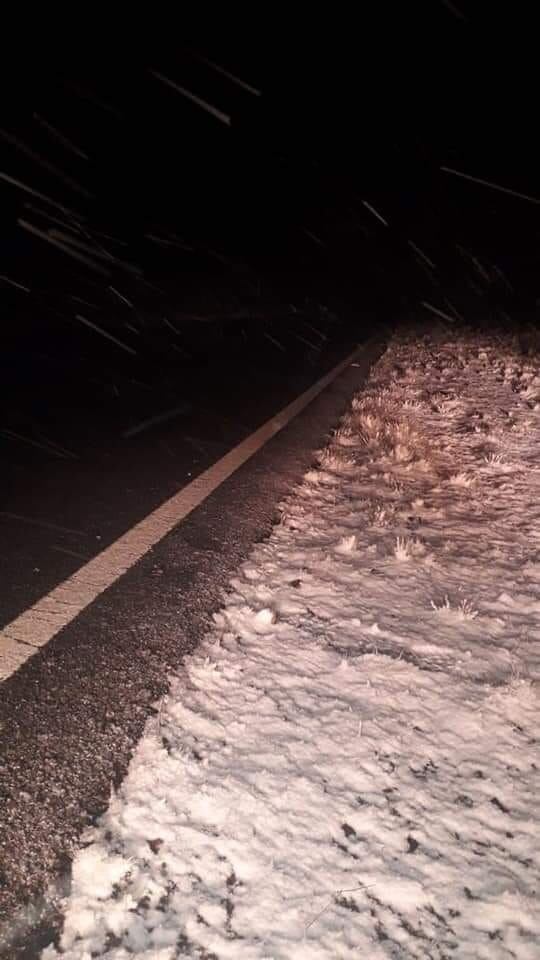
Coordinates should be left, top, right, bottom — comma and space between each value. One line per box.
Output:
45, 330, 540, 959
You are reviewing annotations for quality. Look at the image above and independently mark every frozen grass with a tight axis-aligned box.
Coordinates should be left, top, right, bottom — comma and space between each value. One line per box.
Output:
431, 596, 479, 620
449, 471, 476, 487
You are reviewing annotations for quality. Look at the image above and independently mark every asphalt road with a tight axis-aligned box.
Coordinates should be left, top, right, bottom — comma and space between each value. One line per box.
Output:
0, 338, 382, 959
1, 328, 356, 630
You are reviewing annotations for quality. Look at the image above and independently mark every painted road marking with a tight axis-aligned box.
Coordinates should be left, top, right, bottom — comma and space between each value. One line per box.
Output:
0, 347, 363, 681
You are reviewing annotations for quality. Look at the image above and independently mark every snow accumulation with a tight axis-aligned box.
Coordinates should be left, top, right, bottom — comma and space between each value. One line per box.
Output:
44, 330, 540, 959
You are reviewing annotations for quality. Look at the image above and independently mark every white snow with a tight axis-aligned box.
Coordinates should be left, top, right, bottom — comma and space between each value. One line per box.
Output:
44, 330, 540, 958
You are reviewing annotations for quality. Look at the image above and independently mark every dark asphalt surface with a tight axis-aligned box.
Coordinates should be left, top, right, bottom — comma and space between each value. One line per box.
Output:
0, 339, 383, 959
1, 332, 355, 632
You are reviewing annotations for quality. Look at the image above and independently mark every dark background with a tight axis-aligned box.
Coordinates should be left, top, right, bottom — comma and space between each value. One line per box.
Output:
1, 4, 538, 467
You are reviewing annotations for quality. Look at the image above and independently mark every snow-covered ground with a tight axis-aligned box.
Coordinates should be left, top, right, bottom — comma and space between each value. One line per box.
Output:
44, 330, 540, 959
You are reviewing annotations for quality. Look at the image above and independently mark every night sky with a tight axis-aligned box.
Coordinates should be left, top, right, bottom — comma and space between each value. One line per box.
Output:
1, 4, 538, 415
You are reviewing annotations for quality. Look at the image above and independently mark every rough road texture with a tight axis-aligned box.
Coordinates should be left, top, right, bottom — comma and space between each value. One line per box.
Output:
41, 329, 540, 957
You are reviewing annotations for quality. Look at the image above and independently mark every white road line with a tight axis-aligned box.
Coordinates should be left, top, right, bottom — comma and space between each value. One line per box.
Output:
0, 347, 363, 681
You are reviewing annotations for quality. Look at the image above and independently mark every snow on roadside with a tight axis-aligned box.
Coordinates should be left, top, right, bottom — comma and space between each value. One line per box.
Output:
44, 330, 540, 959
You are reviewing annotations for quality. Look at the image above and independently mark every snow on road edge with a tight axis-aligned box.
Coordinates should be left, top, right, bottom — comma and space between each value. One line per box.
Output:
44, 329, 540, 959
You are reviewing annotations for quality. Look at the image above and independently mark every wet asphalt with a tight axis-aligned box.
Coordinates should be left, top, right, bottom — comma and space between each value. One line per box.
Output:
0, 339, 382, 959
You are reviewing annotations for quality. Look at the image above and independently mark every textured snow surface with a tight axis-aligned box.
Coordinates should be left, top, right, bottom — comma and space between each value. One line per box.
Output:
44, 331, 540, 959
